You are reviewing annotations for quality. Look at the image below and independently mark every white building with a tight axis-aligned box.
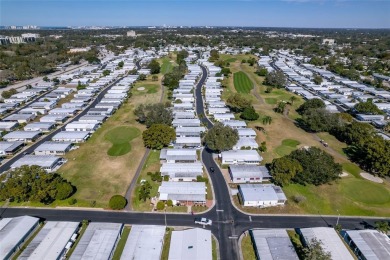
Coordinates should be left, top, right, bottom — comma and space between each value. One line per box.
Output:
168, 228, 212, 260
221, 150, 262, 165
238, 184, 287, 207
229, 165, 271, 183
160, 162, 203, 182
158, 181, 207, 205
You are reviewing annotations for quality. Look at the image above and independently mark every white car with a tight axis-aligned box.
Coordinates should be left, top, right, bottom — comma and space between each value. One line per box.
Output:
194, 217, 212, 226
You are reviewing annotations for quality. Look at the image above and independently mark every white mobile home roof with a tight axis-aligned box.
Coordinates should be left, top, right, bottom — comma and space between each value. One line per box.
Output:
3, 131, 41, 140
300, 227, 353, 260
168, 228, 212, 260
239, 184, 286, 203
52, 131, 89, 142
11, 155, 62, 169
222, 120, 247, 128
222, 150, 262, 162
250, 229, 299, 260
158, 181, 206, 202
346, 229, 390, 260
0, 216, 40, 259
160, 162, 203, 174
230, 165, 270, 179
34, 141, 72, 153
19, 221, 79, 260
70, 222, 123, 260
120, 225, 165, 260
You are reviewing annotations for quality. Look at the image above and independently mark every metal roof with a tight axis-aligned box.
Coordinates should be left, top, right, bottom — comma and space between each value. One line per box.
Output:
222, 120, 247, 127
120, 225, 165, 260
0, 216, 40, 259
35, 141, 72, 152
11, 155, 62, 168
168, 228, 212, 260
3, 131, 41, 139
239, 184, 286, 202
175, 137, 201, 144
70, 222, 123, 260
161, 162, 203, 174
158, 182, 206, 202
346, 229, 390, 260
0, 141, 24, 152
19, 221, 79, 260
222, 150, 262, 162
300, 227, 354, 260
229, 165, 270, 179
52, 131, 89, 140
251, 229, 299, 260
24, 122, 55, 129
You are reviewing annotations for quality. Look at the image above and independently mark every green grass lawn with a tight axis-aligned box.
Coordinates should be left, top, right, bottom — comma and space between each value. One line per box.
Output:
224, 57, 237, 63
233, 71, 253, 94
160, 57, 176, 74
341, 179, 390, 205
112, 226, 131, 260
105, 126, 140, 156
241, 234, 256, 260
317, 132, 347, 157
132, 150, 162, 211
132, 83, 159, 95
342, 162, 362, 178
212, 237, 218, 260
274, 139, 300, 157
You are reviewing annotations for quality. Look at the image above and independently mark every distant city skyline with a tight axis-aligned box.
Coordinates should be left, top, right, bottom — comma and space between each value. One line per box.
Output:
1, 0, 389, 29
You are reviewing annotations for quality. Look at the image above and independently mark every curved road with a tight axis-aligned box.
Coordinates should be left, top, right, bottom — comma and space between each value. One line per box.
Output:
1, 64, 388, 259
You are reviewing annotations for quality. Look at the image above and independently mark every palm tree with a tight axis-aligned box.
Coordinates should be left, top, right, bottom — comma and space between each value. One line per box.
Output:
262, 116, 273, 125
290, 96, 297, 105
275, 102, 286, 114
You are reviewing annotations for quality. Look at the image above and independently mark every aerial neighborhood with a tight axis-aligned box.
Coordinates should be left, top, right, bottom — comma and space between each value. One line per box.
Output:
0, 5, 389, 258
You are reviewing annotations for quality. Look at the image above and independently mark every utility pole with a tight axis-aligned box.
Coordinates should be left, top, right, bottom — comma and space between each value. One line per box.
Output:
336, 210, 340, 226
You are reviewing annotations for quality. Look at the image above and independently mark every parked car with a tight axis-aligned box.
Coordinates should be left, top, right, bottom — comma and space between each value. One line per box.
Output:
194, 217, 212, 226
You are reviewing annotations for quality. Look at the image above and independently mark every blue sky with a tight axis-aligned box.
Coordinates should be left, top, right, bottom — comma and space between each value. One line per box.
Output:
1, 0, 389, 28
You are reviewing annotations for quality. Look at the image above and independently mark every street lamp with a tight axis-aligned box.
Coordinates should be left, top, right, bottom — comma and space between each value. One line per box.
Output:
336, 210, 340, 226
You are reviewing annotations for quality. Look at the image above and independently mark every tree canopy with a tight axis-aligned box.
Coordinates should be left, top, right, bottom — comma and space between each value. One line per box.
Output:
0, 165, 74, 204
142, 124, 176, 149
203, 123, 239, 152
109, 195, 127, 210
240, 107, 260, 121
269, 147, 342, 186
226, 93, 252, 112
264, 70, 286, 88
134, 103, 173, 128
148, 59, 161, 74
297, 98, 326, 115
354, 100, 384, 115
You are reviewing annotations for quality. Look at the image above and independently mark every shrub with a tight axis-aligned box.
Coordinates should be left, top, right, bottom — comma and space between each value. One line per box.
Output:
109, 195, 127, 210
68, 198, 77, 205
167, 200, 173, 207
156, 201, 165, 210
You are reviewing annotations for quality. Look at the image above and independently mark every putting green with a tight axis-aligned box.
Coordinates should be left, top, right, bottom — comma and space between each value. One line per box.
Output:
342, 179, 390, 205
105, 126, 141, 156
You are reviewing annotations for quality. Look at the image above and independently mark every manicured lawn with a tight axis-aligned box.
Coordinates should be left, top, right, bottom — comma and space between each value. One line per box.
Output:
342, 162, 362, 177
317, 132, 347, 157
341, 179, 390, 205
105, 126, 140, 156
132, 83, 159, 95
212, 237, 218, 260
160, 57, 176, 74
274, 139, 300, 157
112, 226, 131, 260
224, 58, 237, 63
241, 234, 256, 260
233, 71, 253, 94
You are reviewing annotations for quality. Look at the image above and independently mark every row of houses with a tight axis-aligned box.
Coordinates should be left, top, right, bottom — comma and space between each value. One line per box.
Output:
1, 52, 139, 172
272, 52, 389, 128
0, 215, 214, 260
157, 59, 208, 207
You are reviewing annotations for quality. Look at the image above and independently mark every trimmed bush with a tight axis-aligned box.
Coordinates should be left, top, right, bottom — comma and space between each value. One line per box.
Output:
109, 195, 127, 210
157, 201, 165, 210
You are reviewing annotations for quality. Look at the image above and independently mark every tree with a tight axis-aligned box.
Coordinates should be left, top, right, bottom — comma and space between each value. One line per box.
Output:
274, 101, 287, 114
240, 107, 260, 121
142, 124, 176, 149
269, 157, 303, 186
354, 100, 384, 115
297, 99, 326, 115
226, 93, 252, 112
148, 59, 161, 74
375, 221, 390, 234
303, 238, 332, 260
384, 122, 390, 132
300, 108, 342, 132
166, 199, 173, 207
258, 141, 267, 152
109, 195, 127, 210
203, 123, 239, 152
138, 181, 152, 202
138, 74, 147, 81
1, 88, 17, 99
256, 66, 268, 76
77, 82, 87, 90
290, 96, 298, 105
262, 116, 272, 125
102, 70, 111, 76
134, 103, 173, 127
0, 165, 75, 204
43, 76, 49, 82
152, 75, 158, 81
313, 75, 323, 85
156, 201, 165, 210
56, 182, 74, 200
176, 50, 189, 63
221, 68, 231, 76
264, 70, 286, 88
289, 147, 342, 186
117, 61, 124, 68
209, 49, 220, 61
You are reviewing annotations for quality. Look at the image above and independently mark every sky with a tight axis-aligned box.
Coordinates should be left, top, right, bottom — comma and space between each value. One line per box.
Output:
0, 0, 389, 28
